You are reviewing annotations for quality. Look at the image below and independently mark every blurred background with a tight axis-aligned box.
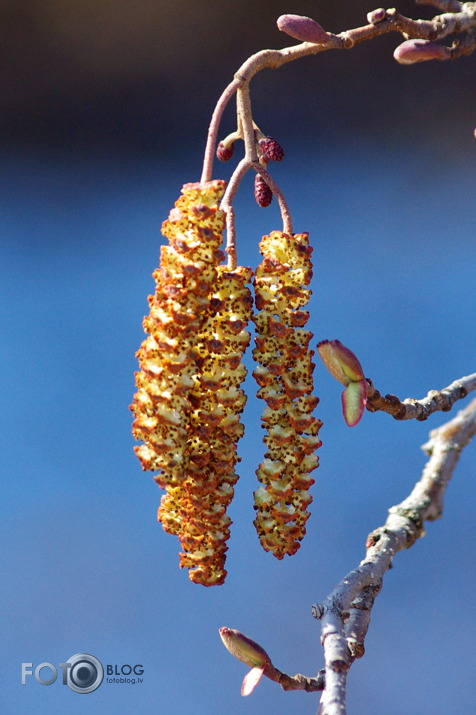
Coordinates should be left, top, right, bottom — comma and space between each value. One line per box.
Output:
2, 1, 475, 713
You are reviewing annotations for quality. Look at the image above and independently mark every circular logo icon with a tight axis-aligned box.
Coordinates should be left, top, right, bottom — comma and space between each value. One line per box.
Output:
65, 653, 104, 694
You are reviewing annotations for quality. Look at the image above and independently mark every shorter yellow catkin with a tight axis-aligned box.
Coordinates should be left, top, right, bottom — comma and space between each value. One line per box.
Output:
252, 231, 322, 559
131, 181, 252, 586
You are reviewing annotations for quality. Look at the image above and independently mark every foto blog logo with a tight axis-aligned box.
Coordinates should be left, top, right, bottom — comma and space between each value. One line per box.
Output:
21, 653, 104, 694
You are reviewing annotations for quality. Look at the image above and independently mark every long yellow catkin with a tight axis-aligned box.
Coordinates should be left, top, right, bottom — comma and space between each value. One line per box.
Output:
131, 181, 252, 586
252, 231, 322, 559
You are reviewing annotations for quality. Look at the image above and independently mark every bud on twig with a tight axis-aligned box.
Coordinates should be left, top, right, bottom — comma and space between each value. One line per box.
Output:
317, 339, 367, 427
258, 136, 285, 162
393, 39, 451, 65
277, 14, 329, 45
341, 380, 368, 427
254, 174, 273, 207
317, 339, 364, 385
219, 627, 272, 695
367, 8, 387, 24
216, 141, 235, 161
219, 627, 271, 667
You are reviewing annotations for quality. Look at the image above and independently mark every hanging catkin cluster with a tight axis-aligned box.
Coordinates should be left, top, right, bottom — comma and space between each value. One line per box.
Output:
252, 231, 322, 559
132, 181, 322, 583
131, 180, 252, 586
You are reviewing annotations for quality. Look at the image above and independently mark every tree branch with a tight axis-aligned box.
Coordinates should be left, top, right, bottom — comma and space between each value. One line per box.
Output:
366, 372, 476, 420
415, 0, 463, 12
312, 397, 476, 713
267, 664, 325, 693
219, 400, 476, 708
200, 3, 476, 265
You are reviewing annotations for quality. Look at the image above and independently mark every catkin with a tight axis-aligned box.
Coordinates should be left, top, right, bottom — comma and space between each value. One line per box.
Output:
131, 181, 252, 586
252, 231, 322, 558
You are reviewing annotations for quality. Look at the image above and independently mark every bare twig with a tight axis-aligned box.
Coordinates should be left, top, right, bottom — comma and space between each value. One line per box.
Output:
201, 77, 241, 185
220, 157, 250, 269
450, 27, 476, 58
219, 400, 476, 708
313, 397, 476, 714
200, 3, 476, 266
365, 372, 476, 420
415, 0, 463, 12
254, 164, 293, 234
265, 663, 326, 693
416, 0, 463, 10
201, 2, 476, 183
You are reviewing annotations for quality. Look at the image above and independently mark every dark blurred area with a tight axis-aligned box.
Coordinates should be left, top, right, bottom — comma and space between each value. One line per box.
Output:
0, 0, 474, 157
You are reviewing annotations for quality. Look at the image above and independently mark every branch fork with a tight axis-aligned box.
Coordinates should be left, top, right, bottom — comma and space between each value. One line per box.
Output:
200, 4, 475, 268
219, 399, 476, 712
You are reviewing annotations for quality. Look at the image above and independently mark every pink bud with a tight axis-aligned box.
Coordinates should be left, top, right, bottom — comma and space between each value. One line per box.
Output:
341, 380, 367, 427
367, 8, 386, 24
393, 39, 451, 65
318, 340, 367, 426
219, 627, 271, 696
317, 339, 365, 385
277, 14, 329, 45
219, 627, 271, 667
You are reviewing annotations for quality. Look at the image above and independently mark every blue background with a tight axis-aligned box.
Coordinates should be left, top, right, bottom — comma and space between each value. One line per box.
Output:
2, 3, 475, 714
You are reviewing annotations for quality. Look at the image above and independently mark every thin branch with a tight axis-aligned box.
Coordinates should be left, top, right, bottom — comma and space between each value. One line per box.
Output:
365, 372, 476, 420
201, 77, 241, 184
220, 157, 250, 269
313, 397, 476, 714
450, 27, 476, 58
255, 164, 293, 234
219, 399, 476, 708
416, 0, 463, 10
265, 663, 326, 693
202, 0, 476, 183
199, 3, 476, 268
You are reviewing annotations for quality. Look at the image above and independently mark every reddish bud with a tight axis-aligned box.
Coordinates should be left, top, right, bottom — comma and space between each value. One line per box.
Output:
277, 14, 329, 45
216, 141, 234, 161
317, 339, 364, 386
393, 39, 451, 65
254, 174, 273, 207
367, 8, 386, 24
318, 339, 367, 427
259, 137, 284, 162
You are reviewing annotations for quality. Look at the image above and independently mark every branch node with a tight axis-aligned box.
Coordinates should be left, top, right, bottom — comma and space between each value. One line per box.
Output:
341, 32, 355, 48
312, 603, 325, 619
347, 640, 365, 659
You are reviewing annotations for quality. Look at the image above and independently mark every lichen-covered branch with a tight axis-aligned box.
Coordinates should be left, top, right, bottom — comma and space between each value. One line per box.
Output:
312, 397, 476, 714
219, 399, 476, 707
